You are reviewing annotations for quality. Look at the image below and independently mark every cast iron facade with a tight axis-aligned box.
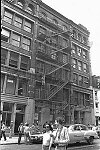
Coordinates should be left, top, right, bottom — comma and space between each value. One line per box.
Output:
1, 0, 93, 133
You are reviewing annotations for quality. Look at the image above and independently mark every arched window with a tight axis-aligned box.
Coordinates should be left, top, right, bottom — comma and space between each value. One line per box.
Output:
26, 4, 35, 14
63, 25, 68, 31
17, 0, 24, 9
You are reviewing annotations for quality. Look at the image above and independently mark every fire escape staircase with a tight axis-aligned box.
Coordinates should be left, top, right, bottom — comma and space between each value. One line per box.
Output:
47, 79, 69, 100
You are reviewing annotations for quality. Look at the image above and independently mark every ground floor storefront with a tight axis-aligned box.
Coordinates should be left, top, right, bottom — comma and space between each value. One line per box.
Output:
1, 94, 94, 134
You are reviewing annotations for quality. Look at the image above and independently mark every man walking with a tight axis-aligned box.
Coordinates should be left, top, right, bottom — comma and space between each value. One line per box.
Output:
53, 117, 69, 150
18, 123, 24, 144
1, 122, 6, 141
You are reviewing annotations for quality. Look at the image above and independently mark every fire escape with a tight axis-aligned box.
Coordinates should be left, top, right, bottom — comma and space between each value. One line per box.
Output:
34, 13, 72, 115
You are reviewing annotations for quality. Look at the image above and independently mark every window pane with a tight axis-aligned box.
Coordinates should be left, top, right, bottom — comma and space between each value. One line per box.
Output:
12, 33, 20, 47
20, 56, 30, 70
62, 54, 68, 64
78, 61, 82, 71
24, 20, 32, 33
9, 52, 19, 68
1, 74, 5, 92
18, 78, 28, 96
4, 10, 13, 24
14, 16, 22, 28
17, 1, 23, 8
6, 76, 16, 94
22, 37, 30, 51
1, 49, 8, 65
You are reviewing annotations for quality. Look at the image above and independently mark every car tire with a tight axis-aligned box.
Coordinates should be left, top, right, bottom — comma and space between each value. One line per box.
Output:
87, 136, 94, 145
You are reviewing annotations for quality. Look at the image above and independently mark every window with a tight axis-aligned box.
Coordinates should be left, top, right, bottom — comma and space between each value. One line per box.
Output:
22, 37, 30, 51
39, 26, 46, 35
20, 55, 30, 71
17, 0, 24, 9
38, 26, 46, 40
24, 20, 32, 33
78, 33, 82, 42
85, 94, 90, 106
83, 50, 87, 59
3, 9, 13, 24
83, 63, 87, 72
72, 30, 77, 39
62, 54, 68, 64
62, 70, 69, 81
40, 12, 47, 20
1, 74, 5, 93
63, 25, 68, 31
79, 75, 83, 86
80, 125, 87, 130
78, 61, 82, 71
83, 37, 87, 45
26, 5, 32, 14
73, 73, 78, 84
12, 33, 20, 47
14, 15, 22, 28
72, 44, 76, 54
84, 77, 89, 88
2, 102, 13, 126
72, 59, 77, 69
1, 49, 8, 65
18, 78, 28, 96
51, 49, 57, 60
1, 28, 10, 42
95, 103, 98, 108
51, 36, 57, 47
26, 4, 35, 14
6, 75, 16, 94
36, 61, 45, 73
9, 52, 19, 68
62, 38, 68, 48
77, 47, 82, 56
73, 91, 78, 105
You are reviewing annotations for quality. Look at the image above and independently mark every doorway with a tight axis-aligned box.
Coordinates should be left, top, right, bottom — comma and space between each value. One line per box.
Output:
14, 113, 24, 134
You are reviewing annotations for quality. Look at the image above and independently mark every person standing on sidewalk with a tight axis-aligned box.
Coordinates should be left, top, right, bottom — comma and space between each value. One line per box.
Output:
24, 123, 31, 144
9, 121, 13, 138
53, 117, 69, 150
18, 123, 24, 144
1, 122, 6, 141
42, 123, 53, 150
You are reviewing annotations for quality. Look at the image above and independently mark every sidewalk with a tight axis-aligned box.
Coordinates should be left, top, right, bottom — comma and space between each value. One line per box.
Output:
0, 136, 24, 145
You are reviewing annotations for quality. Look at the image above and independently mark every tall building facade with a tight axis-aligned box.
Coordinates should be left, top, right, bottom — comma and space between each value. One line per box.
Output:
1, 0, 93, 133
92, 76, 100, 126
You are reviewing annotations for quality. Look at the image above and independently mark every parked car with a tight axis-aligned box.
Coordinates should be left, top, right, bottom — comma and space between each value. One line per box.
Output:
67, 124, 99, 145
29, 131, 43, 143
95, 126, 100, 138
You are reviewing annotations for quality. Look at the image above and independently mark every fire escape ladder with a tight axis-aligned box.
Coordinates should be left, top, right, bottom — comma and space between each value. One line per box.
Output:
47, 80, 69, 100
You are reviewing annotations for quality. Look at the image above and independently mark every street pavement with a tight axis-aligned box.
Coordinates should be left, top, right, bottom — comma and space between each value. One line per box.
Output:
0, 137, 100, 150
0, 136, 24, 145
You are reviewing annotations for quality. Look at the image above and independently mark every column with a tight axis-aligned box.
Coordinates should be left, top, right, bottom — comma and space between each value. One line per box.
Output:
78, 111, 81, 123
15, 77, 19, 95
11, 103, 17, 134
18, 55, 21, 69
0, 102, 4, 124
41, 107, 50, 126
3, 74, 7, 93
25, 98, 35, 125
